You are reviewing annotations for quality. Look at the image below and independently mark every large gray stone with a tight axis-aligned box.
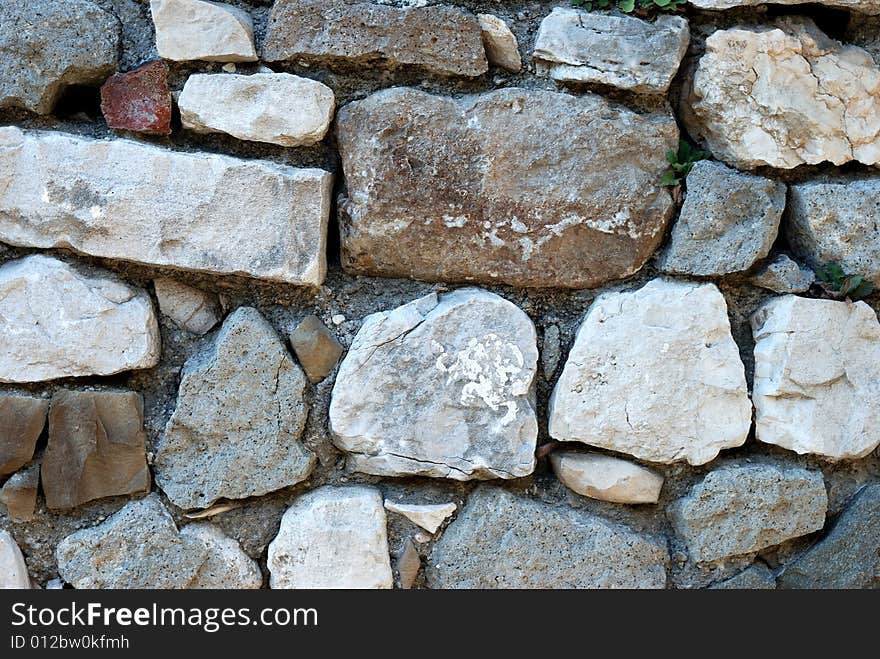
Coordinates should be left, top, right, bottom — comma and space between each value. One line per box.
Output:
0, 127, 332, 286
657, 161, 786, 276
668, 464, 828, 563
329, 289, 538, 480
0, 1, 119, 114
337, 87, 677, 289
156, 308, 314, 509
778, 484, 880, 589
533, 9, 689, 94
427, 487, 668, 588
0, 255, 160, 383
786, 178, 880, 284
262, 0, 487, 77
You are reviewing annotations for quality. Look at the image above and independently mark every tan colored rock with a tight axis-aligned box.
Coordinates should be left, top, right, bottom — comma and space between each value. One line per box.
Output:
150, 0, 257, 62
0, 529, 30, 589
478, 14, 521, 73
0, 394, 48, 475
384, 501, 457, 534
0, 464, 39, 522
396, 538, 421, 590
42, 390, 151, 510
289, 315, 344, 383
550, 452, 664, 504
154, 277, 221, 336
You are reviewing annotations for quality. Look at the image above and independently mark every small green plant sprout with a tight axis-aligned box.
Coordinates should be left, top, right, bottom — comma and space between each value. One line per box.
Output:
572, 0, 687, 14
660, 140, 709, 187
815, 262, 874, 301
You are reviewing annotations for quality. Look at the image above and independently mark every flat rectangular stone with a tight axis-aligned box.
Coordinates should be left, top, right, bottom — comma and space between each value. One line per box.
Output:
0, 127, 332, 285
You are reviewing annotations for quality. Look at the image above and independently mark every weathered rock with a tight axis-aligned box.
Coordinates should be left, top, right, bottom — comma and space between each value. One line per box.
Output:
478, 14, 521, 73
778, 484, 880, 589
289, 315, 344, 383
396, 538, 421, 590
0, 255, 160, 383
337, 87, 677, 289
786, 178, 880, 284
150, 0, 257, 62
668, 464, 827, 563
179, 73, 335, 147
690, 0, 880, 14
682, 19, 880, 169
428, 487, 668, 588
752, 296, 880, 460
100, 61, 172, 135
750, 254, 815, 294
542, 325, 562, 380
329, 289, 538, 480
268, 486, 393, 589
156, 307, 314, 509
154, 277, 221, 336
42, 390, 151, 510
0, 127, 332, 285
657, 161, 786, 276
56, 495, 209, 589
0, 394, 48, 475
550, 452, 664, 504
263, 0, 487, 77
549, 278, 751, 465
180, 523, 262, 589
0, 1, 119, 115
710, 563, 777, 589
0, 529, 30, 589
533, 9, 689, 94
384, 501, 457, 534
0, 464, 39, 522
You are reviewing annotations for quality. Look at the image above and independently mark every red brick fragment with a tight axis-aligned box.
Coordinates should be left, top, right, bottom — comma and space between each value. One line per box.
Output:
100, 61, 172, 135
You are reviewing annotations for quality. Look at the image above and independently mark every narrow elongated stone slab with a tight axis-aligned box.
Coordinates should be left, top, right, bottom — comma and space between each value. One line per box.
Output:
0, 127, 331, 286
690, 0, 880, 14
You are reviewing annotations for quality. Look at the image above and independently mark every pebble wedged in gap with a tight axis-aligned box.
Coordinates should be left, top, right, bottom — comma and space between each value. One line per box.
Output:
478, 14, 521, 73
750, 254, 815, 294
154, 277, 221, 336
550, 452, 664, 504
289, 315, 344, 383
384, 501, 457, 534
100, 61, 173, 135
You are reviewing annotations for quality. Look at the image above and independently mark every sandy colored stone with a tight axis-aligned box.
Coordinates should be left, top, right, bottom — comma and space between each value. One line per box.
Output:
289, 315, 344, 383
550, 452, 664, 504
549, 278, 751, 466
0, 394, 48, 475
100, 61, 172, 135
0, 529, 30, 589
150, 0, 257, 62
42, 390, 151, 510
690, 0, 880, 13
384, 501, 457, 534
337, 87, 677, 289
0, 255, 160, 383
180, 523, 262, 589
478, 14, 521, 73
750, 254, 815, 294
396, 538, 421, 590
154, 277, 221, 336
0, 464, 39, 522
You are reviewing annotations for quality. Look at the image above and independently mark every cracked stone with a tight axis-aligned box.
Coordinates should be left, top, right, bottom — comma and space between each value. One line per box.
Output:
268, 486, 393, 589
384, 501, 457, 533
0, 529, 30, 589
682, 18, 880, 169
155, 307, 314, 509
0, 394, 48, 476
100, 61, 172, 135
288, 315, 344, 383
150, 0, 257, 62
549, 278, 751, 465
154, 277, 221, 336
0, 464, 39, 522
550, 452, 664, 504
668, 464, 827, 563
180, 523, 262, 589
428, 487, 668, 588
751, 296, 880, 460
710, 563, 776, 589
329, 289, 538, 480
750, 254, 815, 294
478, 14, 521, 73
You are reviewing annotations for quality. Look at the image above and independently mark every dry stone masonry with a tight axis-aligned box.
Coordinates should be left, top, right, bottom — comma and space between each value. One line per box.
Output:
1, 0, 878, 591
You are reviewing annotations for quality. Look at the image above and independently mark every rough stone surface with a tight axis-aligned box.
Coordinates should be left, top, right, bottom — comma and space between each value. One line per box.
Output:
428, 487, 668, 588
0, 1, 119, 115
750, 254, 816, 294
289, 316, 344, 383
657, 160, 786, 276
150, 0, 257, 62
384, 501, 457, 534
56, 495, 209, 589
690, 0, 880, 14
263, 0, 487, 77
752, 296, 880, 460
268, 486, 393, 589
683, 19, 880, 169
549, 278, 751, 465
778, 484, 880, 589
396, 538, 421, 589
0, 127, 332, 286
100, 61, 172, 135
0, 255, 160, 383
710, 563, 777, 589
0, 529, 30, 589
786, 178, 880, 284
668, 464, 828, 563
154, 277, 221, 336
180, 523, 263, 589
42, 390, 151, 510
329, 289, 538, 480
0, 395, 48, 475
550, 452, 664, 504
156, 307, 314, 509
478, 14, 521, 73
337, 87, 677, 289
0, 464, 39, 522
179, 73, 335, 147
533, 9, 689, 94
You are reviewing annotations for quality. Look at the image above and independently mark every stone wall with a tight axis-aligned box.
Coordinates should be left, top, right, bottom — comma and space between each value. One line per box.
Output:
1, 0, 878, 590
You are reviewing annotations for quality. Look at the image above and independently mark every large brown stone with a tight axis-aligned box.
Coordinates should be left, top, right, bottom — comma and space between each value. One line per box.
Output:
262, 0, 487, 78
336, 87, 677, 289
0, 394, 48, 476
42, 390, 151, 510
